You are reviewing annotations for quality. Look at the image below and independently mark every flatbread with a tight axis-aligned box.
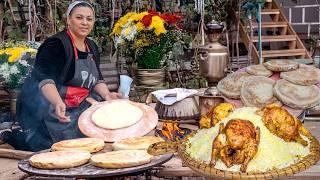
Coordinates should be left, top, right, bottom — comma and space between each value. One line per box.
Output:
92, 100, 143, 129
91, 150, 153, 168
51, 138, 105, 153
280, 66, 320, 85
264, 59, 298, 72
274, 79, 320, 109
29, 151, 91, 169
217, 72, 251, 99
246, 64, 273, 77
112, 136, 164, 150
241, 76, 281, 107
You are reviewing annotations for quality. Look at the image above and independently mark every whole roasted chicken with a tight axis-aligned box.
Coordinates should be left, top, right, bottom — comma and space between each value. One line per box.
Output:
211, 119, 260, 172
199, 103, 235, 129
256, 104, 310, 146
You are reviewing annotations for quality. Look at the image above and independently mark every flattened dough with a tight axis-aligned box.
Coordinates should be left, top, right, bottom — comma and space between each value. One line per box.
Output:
92, 101, 143, 129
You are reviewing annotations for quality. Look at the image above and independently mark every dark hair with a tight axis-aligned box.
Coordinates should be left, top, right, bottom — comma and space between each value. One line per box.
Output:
68, 1, 94, 16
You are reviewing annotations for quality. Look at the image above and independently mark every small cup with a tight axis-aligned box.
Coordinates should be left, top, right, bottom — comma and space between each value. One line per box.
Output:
118, 75, 133, 99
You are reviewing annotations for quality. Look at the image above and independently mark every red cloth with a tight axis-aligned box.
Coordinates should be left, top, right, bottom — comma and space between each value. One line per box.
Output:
64, 86, 89, 107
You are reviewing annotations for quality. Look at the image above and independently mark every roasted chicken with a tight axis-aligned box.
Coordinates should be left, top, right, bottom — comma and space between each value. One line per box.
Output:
211, 119, 260, 172
199, 103, 235, 129
256, 104, 310, 146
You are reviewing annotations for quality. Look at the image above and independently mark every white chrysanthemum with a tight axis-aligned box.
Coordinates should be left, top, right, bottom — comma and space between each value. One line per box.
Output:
0, 63, 11, 81
10, 65, 19, 75
126, 25, 137, 41
114, 36, 123, 47
19, 60, 29, 67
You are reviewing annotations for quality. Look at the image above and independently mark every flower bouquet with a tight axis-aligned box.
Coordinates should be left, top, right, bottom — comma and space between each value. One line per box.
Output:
111, 10, 187, 69
0, 44, 37, 89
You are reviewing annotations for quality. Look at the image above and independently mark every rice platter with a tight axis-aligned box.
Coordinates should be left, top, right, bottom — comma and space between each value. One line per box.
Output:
186, 107, 310, 172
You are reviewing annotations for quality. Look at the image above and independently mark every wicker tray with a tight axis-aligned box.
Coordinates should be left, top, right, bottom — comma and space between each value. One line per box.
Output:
149, 131, 320, 179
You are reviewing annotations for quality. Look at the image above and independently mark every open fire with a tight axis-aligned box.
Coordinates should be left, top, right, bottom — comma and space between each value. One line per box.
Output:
156, 121, 192, 142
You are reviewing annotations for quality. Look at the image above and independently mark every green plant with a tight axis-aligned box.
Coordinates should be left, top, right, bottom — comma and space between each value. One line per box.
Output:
111, 10, 189, 69
0, 45, 37, 89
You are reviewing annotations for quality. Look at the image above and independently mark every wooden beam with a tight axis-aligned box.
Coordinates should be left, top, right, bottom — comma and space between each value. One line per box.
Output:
252, 35, 296, 42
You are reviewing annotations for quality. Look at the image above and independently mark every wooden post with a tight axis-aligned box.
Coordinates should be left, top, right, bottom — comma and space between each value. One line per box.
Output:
0, 3, 3, 40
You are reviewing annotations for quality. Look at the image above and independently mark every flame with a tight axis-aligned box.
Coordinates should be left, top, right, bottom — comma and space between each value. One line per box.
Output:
160, 121, 189, 141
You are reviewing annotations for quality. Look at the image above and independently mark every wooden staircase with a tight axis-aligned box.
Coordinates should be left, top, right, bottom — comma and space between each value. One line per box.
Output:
238, 0, 313, 64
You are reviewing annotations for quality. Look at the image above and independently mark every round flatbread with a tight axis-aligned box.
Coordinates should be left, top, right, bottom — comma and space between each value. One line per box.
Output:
91, 150, 153, 168
217, 72, 251, 99
246, 64, 273, 77
92, 100, 143, 129
51, 138, 105, 153
241, 76, 281, 107
29, 151, 91, 169
264, 59, 298, 72
274, 79, 320, 109
112, 136, 164, 150
280, 66, 320, 86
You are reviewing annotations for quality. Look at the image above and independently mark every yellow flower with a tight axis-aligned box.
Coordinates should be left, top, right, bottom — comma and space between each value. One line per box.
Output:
5, 47, 26, 63
150, 16, 166, 36
131, 12, 148, 22
136, 22, 145, 31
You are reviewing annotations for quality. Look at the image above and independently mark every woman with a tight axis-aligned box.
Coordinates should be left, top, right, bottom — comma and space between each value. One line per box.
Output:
13, 0, 121, 151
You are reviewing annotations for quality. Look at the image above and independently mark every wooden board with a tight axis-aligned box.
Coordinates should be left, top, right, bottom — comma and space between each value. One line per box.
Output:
78, 100, 158, 142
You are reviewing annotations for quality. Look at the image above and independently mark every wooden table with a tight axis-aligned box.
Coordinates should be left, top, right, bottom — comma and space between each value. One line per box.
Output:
0, 121, 319, 179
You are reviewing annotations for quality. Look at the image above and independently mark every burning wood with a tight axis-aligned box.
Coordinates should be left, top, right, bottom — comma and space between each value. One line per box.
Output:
157, 121, 192, 142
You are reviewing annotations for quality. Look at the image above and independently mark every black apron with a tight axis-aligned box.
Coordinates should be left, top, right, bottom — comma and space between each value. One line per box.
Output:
43, 29, 100, 143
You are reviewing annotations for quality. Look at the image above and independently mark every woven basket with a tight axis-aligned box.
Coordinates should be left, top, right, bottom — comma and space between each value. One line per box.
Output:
177, 131, 320, 179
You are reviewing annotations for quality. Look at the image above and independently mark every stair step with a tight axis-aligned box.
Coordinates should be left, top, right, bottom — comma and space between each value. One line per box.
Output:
252, 35, 296, 42
261, 9, 280, 15
262, 49, 306, 58
253, 22, 287, 28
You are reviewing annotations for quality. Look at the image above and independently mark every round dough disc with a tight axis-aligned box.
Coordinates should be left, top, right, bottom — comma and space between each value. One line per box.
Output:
112, 136, 164, 150
280, 66, 320, 86
274, 79, 320, 109
240, 76, 281, 107
91, 150, 153, 168
51, 138, 105, 153
92, 101, 143, 129
264, 59, 298, 72
246, 64, 273, 77
217, 72, 251, 99
29, 151, 91, 169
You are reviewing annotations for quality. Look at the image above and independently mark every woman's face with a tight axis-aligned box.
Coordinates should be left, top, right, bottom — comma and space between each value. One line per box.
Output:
67, 6, 94, 39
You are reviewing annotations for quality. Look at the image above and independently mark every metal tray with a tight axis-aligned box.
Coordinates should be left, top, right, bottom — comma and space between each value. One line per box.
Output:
18, 152, 173, 178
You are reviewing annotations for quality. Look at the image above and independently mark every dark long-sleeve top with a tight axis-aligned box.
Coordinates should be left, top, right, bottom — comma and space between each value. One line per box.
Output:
32, 37, 103, 88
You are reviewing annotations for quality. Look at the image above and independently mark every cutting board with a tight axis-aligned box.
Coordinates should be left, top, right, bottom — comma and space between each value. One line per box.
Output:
78, 99, 158, 142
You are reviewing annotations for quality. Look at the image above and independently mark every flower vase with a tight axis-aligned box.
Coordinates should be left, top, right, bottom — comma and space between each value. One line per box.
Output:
135, 68, 166, 88
6, 89, 20, 114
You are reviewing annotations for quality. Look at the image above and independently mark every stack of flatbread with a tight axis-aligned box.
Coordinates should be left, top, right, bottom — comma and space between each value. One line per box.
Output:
217, 72, 251, 99
264, 59, 299, 72
240, 76, 281, 107
218, 61, 320, 110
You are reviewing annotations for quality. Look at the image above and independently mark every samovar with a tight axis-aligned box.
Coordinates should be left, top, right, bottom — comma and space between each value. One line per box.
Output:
198, 22, 229, 88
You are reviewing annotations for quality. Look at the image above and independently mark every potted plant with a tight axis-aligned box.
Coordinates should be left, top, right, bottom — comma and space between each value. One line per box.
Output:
110, 10, 187, 87
0, 42, 37, 113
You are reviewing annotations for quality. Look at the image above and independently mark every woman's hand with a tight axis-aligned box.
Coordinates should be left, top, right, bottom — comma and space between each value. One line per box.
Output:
55, 101, 71, 123
104, 92, 122, 101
